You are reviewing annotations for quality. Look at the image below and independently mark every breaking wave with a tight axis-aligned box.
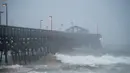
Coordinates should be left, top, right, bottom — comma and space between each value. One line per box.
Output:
55, 53, 130, 67
0, 64, 33, 73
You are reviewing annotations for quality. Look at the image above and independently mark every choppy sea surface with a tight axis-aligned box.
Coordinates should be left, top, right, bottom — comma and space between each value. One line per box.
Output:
1, 47, 130, 73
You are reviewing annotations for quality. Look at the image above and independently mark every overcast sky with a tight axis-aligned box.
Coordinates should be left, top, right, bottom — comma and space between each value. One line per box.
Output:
0, 0, 130, 45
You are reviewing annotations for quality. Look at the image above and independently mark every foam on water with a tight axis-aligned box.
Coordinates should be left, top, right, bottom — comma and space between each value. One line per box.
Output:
55, 53, 130, 66
0, 64, 23, 69
27, 71, 47, 73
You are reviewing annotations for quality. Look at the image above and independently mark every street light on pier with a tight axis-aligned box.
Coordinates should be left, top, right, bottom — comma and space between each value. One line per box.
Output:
71, 21, 74, 27
46, 26, 48, 30
60, 24, 63, 31
49, 16, 52, 30
40, 20, 43, 29
97, 23, 99, 34
2, 3, 8, 26
0, 11, 4, 25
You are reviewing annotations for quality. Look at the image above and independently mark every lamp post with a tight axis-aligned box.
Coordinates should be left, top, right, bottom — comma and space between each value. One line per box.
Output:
0, 11, 4, 25
49, 16, 52, 30
71, 21, 74, 27
2, 3, 8, 26
97, 23, 98, 34
40, 20, 43, 29
60, 24, 63, 31
46, 26, 48, 30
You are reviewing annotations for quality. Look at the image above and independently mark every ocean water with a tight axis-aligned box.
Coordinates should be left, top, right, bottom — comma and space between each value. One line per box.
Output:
1, 48, 130, 73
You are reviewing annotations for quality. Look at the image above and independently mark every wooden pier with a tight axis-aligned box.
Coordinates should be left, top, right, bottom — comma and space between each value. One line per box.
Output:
0, 25, 102, 65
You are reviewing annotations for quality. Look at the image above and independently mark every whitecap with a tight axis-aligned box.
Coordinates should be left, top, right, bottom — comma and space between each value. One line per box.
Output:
55, 53, 130, 66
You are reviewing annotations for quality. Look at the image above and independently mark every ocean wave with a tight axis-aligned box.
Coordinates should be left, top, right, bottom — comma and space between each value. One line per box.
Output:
27, 71, 47, 73
55, 53, 130, 67
0, 64, 23, 69
0, 64, 23, 73
0, 64, 33, 73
